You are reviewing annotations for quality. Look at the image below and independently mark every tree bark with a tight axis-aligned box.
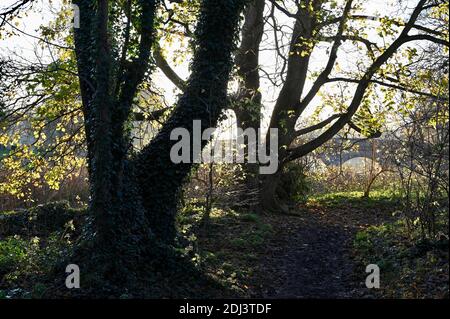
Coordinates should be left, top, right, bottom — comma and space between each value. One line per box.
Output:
259, 0, 431, 212
135, 0, 245, 245
72, 0, 159, 281
233, 0, 265, 202
71, 0, 245, 287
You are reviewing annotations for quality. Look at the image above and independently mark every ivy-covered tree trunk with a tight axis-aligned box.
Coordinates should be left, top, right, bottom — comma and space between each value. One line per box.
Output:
136, 0, 245, 245
72, 0, 245, 283
233, 0, 265, 205
234, 0, 264, 132
72, 0, 158, 280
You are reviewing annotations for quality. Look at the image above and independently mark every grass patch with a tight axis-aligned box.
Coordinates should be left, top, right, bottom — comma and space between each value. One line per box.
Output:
0, 232, 74, 298
0, 237, 27, 276
308, 189, 402, 209
239, 213, 259, 223
177, 206, 274, 296
0, 202, 82, 298
353, 219, 449, 298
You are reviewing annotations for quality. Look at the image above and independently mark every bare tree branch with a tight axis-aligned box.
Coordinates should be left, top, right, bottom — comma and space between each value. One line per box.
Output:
153, 46, 187, 91
285, 0, 431, 162
327, 77, 449, 101
293, 113, 343, 138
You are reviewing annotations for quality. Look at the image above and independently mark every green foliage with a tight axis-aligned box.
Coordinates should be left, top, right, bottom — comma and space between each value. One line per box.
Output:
0, 237, 27, 275
353, 218, 449, 298
0, 201, 83, 298
0, 230, 75, 298
277, 162, 311, 204
230, 238, 246, 248
0, 201, 86, 238
308, 189, 401, 209
239, 213, 259, 223
176, 202, 274, 296
0, 27, 85, 201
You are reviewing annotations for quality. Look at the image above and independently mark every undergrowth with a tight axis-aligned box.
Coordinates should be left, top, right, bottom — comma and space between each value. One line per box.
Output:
353, 218, 449, 298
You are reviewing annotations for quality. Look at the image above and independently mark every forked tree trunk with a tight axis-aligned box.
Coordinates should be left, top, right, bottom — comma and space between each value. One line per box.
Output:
72, 0, 159, 281
135, 0, 245, 245
72, 0, 245, 283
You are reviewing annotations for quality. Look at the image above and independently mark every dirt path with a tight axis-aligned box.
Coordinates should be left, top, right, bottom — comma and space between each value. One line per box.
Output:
253, 201, 395, 298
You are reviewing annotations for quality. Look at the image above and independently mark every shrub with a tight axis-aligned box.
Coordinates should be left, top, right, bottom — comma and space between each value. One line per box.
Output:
277, 162, 310, 204
353, 219, 449, 298
0, 201, 86, 238
0, 236, 27, 276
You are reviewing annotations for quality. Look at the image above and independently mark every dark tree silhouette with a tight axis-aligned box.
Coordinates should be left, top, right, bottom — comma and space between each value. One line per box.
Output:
70, 0, 245, 283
